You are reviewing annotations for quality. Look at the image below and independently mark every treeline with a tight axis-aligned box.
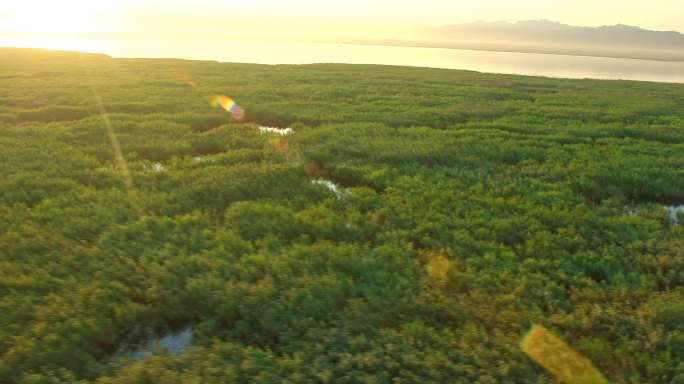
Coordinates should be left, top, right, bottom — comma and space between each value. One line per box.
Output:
1, 47, 683, 383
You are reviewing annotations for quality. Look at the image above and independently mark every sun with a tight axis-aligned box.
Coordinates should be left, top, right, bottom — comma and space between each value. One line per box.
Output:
0, 0, 116, 35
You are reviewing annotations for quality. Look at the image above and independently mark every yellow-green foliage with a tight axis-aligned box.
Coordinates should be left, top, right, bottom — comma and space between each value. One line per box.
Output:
1, 48, 683, 383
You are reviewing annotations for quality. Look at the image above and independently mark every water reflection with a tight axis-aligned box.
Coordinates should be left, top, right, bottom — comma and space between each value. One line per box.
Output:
2, 36, 683, 83
117, 327, 193, 361
0, 35, 118, 55
311, 178, 346, 199
626, 205, 684, 226
665, 205, 684, 226
259, 126, 293, 136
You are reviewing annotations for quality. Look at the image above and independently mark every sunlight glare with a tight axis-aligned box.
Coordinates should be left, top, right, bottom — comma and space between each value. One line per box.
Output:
0, 35, 118, 54
0, 0, 115, 35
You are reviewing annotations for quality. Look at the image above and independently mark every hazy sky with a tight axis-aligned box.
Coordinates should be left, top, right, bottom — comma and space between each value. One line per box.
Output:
1, 0, 682, 37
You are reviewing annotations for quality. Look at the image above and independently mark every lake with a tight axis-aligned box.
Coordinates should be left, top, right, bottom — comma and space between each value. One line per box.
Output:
2, 35, 684, 83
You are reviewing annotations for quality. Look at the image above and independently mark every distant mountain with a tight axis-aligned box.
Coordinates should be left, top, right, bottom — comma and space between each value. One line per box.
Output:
414, 20, 684, 60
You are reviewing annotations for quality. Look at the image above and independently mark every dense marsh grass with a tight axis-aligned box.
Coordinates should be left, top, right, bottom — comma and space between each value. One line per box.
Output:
1, 47, 683, 383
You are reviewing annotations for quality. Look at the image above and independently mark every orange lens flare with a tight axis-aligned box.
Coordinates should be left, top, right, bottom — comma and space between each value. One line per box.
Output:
275, 137, 289, 154
181, 73, 197, 88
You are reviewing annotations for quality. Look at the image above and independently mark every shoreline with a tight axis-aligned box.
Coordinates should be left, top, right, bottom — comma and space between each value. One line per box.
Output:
2, 32, 683, 63
310, 37, 684, 63
1, 39, 683, 85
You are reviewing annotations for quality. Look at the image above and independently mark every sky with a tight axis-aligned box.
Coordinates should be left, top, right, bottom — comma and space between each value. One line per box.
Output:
0, 0, 682, 39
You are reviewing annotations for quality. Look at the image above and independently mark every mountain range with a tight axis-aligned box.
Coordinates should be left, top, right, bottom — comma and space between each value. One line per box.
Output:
412, 20, 684, 60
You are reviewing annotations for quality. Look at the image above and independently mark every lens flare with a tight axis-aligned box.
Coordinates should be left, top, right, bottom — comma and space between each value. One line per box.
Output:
275, 137, 289, 154
427, 255, 450, 280
180, 73, 197, 89
521, 325, 607, 384
207, 95, 245, 120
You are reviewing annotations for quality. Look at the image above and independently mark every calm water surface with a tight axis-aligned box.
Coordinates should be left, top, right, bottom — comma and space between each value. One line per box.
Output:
2, 35, 684, 83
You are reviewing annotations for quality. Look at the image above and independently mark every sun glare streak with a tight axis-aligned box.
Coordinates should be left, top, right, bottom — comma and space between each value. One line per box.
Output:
521, 325, 607, 384
77, 59, 141, 215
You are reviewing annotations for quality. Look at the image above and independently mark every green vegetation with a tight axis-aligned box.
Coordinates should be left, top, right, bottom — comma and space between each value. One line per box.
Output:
1, 47, 683, 383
